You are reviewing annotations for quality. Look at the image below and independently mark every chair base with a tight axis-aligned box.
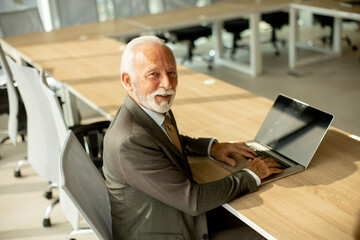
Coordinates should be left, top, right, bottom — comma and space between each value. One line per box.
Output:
318, 34, 358, 52
43, 197, 60, 227
68, 228, 94, 240
14, 157, 27, 177
44, 182, 58, 199
176, 40, 215, 70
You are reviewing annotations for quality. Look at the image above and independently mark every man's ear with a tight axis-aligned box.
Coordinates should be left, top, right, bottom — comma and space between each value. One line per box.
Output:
122, 73, 132, 91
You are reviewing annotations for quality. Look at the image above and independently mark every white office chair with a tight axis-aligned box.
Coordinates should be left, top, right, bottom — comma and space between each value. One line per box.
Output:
7, 57, 109, 229
51, 0, 99, 28
0, 44, 19, 145
7, 57, 61, 184
59, 130, 113, 240
0, 7, 44, 37
162, 0, 197, 10
112, 0, 150, 18
7, 56, 65, 227
40, 68, 109, 235
0, 43, 27, 160
40, 70, 90, 237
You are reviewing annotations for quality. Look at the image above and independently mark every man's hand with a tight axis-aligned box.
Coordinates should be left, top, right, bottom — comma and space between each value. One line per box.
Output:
210, 142, 283, 180
244, 157, 283, 180
210, 142, 258, 167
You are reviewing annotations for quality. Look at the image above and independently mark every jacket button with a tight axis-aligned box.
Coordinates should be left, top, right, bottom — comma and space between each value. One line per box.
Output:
202, 234, 209, 240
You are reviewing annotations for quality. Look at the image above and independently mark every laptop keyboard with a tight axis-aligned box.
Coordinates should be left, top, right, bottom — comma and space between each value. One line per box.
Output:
249, 145, 291, 169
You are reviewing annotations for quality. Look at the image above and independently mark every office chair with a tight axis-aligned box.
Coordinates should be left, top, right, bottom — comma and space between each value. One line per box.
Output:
0, 44, 26, 157
112, 0, 150, 18
261, 11, 289, 56
208, 0, 249, 59
222, 18, 250, 58
7, 58, 110, 228
112, 0, 153, 43
51, 0, 99, 28
59, 130, 113, 240
162, 0, 214, 69
313, 14, 358, 51
0, 7, 44, 37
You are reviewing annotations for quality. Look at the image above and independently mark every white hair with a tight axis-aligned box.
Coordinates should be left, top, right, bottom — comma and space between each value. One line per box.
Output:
120, 35, 168, 89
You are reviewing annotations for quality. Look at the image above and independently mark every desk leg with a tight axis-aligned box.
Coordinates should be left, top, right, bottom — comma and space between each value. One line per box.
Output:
289, 7, 343, 69
213, 21, 224, 60
249, 13, 262, 77
60, 84, 80, 126
289, 7, 297, 69
332, 17, 342, 56
212, 15, 262, 77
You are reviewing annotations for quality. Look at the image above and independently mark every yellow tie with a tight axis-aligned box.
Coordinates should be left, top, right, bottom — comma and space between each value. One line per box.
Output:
164, 115, 182, 152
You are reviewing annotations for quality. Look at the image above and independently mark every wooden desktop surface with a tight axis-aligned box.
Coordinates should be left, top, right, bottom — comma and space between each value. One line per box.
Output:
191, 128, 360, 240
291, 0, 360, 18
6, 37, 360, 240
1, 19, 144, 47
2, 0, 291, 48
2, 0, 359, 77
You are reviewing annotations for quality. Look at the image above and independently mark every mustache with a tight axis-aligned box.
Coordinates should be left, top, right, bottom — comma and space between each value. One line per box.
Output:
151, 88, 176, 96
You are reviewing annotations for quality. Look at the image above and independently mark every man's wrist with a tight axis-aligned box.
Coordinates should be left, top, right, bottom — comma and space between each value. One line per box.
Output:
242, 168, 261, 186
207, 138, 218, 156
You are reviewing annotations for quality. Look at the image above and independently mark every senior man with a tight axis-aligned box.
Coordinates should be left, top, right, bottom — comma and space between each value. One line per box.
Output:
103, 36, 282, 240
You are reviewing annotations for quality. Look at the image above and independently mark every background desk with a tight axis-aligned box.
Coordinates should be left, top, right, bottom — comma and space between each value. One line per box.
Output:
1, 0, 291, 77
289, 0, 360, 68
2, 0, 359, 77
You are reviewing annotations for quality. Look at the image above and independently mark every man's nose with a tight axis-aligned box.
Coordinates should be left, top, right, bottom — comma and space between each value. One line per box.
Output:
159, 74, 172, 89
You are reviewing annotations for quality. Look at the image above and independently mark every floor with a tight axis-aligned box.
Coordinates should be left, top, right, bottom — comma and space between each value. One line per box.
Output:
0, 21, 359, 240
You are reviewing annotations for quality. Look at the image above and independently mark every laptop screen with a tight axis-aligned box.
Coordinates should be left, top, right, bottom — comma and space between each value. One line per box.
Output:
255, 94, 334, 168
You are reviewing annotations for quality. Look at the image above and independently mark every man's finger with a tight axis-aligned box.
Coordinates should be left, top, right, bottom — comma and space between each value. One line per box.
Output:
220, 157, 236, 167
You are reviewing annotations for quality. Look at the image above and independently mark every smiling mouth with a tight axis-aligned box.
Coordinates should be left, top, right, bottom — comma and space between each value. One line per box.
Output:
156, 94, 172, 101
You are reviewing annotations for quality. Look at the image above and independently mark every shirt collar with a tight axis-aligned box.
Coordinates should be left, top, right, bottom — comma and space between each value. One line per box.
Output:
139, 105, 167, 127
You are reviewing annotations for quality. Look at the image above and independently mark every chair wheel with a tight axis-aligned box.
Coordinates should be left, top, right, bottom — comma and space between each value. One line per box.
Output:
44, 191, 52, 199
43, 218, 51, 227
14, 171, 21, 178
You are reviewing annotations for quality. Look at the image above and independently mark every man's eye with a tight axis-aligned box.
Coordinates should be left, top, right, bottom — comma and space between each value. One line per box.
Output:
147, 72, 158, 78
168, 71, 177, 77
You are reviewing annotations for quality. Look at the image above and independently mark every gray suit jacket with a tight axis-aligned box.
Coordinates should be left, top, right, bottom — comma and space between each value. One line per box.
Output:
103, 95, 257, 240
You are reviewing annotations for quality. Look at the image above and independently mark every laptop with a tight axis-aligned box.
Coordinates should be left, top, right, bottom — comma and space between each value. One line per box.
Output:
210, 94, 334, 185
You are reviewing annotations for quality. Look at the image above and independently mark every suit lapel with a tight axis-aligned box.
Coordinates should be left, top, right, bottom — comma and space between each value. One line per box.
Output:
124, 95, 193, 179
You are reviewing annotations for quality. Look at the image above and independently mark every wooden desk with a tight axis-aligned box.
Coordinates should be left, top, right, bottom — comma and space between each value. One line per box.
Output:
1, 0, 292, 77
44, 53, 360, 239
122, 0, 290, 77
2, 0, 359, 76
9, 37, 360, 239
191, 127, 360, 240
1, 38, 126, 123
1, 19, 144, 47
288, 0, 360, 69
13, 37, 271, 125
